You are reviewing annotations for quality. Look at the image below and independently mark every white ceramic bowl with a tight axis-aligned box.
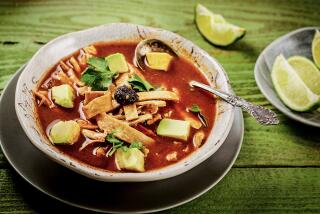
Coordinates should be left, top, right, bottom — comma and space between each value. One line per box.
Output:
15, 23, 235, 182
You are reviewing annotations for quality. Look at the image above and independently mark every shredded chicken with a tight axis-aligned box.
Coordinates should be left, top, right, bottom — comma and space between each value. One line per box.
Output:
78, 50, 87, 66
82, 129, 106, 140
166, 152, 178, 161
193, 131, 205, 148
147, 113, 162, 125
96, 113, 155, 145
75, 119, 98, 129
33, 90, 54, 108
67, 69, 84, 86
77, 86, 91, 96
79, 139, 104, 151
53, 70, 73, 86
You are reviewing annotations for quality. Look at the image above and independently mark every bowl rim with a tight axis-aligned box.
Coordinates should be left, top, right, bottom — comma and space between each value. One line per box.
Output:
254, 26, 320, 128
15, 23, 235, 182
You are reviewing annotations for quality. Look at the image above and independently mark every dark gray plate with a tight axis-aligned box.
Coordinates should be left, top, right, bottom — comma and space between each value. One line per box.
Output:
0, 65, 244, 213
255, 27, 320, 127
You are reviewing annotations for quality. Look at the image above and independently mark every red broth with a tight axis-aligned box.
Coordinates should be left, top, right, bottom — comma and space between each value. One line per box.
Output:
35, 41, 216, 172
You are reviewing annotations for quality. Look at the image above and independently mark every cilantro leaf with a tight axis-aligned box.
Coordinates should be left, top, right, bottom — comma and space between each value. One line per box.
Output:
188, 104, 208, 127
129, 141, 143, 149
87, 57, 107, 72
188, 104, 201, 113
129, 74, 154, 92
81, 56, 118, 90
105, 132, 124, 157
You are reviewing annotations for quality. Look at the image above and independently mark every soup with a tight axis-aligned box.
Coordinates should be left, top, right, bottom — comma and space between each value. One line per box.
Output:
34, 41, 216, 172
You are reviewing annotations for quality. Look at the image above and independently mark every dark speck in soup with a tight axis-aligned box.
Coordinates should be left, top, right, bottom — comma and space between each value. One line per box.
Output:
35, 41, 216, 172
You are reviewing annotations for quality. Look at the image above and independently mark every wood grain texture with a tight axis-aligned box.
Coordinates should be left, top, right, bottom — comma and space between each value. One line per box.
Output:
1, 168, 320, 213
0, 0, 320, 213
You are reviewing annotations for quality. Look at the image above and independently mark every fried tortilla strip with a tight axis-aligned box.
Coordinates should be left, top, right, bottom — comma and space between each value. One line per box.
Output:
69, 57, 81, 73
136, 100, 167, 107
137, 91, 179, 101
84, 91, 105, 105
129, 114, 152, 126
83, 91, 114, 119
123, 104, 139, 120
96, 113, 155, 145
115, 73, 130, 87
59, 61, 70, 71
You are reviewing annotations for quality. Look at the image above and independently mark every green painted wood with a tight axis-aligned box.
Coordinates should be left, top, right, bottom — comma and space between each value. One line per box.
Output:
1, 168, 320, 213
0, 0, 320, 213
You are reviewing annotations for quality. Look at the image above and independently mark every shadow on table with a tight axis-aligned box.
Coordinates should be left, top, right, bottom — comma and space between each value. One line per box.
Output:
10, 168, 98, 214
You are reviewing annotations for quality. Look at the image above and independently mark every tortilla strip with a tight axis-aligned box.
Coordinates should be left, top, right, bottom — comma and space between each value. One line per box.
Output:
59, 61, 70, 71
96, 113, 155, 145
136, 100, 166, 107
137, 91, 179, 101
67, 69, 84, 86
84, 91, 105, 105
69, 56, 81, 73
123, 104, 139, 120
83, 91, 113, 119
115, 73, 130, 86
129, 114, 153, 126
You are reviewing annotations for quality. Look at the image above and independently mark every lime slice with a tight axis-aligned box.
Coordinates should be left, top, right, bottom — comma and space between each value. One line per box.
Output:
195, 4, 246, 46
271, 54, 319, 112
312, 30, 320, 68
288, 56, 320, 95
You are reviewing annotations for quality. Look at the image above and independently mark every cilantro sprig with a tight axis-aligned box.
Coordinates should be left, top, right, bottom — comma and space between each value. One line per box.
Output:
105, 132, 143, 157
81, 56, 118, 90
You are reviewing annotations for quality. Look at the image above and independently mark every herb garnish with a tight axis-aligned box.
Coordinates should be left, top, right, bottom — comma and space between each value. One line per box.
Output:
128, 74, 154, 92
105, 132, 124, 157
105, 132, 143, 156
81, 56, 118, 90
188, 104, 208, 127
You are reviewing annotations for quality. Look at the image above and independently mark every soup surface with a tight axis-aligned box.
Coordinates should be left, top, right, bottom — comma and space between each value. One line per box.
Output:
34, 41, 216, 172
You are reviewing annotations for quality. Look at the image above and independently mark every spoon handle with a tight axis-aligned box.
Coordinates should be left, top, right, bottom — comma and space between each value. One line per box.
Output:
190, 81, 279, 125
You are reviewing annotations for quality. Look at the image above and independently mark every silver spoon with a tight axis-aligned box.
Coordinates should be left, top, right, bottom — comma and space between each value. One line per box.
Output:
190, 81, 279, 125
133, 39, 177, 70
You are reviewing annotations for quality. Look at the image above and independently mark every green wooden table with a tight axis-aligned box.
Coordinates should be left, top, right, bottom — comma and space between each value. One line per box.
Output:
1, 0, 320, 213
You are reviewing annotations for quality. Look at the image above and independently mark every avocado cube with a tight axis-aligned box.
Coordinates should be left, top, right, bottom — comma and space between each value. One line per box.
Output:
105, 53, 128, 73
51, 84, 75, 108
146, 52, 173, 71
50, 120, 80, 145
156, 118, 191, 141
115, 148, 145, 172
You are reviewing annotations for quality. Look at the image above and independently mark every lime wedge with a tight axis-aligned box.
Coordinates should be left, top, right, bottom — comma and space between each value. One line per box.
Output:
271, 54, 319, 112
195, 4, 246, 46
288, 56, 320, 95
312, 30, 320, 68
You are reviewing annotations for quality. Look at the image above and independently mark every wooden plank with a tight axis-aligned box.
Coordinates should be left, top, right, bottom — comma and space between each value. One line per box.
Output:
1, 168, 319, 213
0, 0, 320, 167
